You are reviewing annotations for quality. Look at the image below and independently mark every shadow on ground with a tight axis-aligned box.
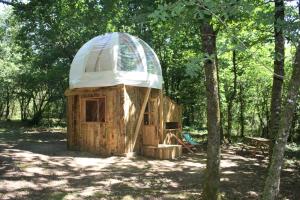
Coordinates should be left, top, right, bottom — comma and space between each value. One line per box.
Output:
0, 127, 299, 200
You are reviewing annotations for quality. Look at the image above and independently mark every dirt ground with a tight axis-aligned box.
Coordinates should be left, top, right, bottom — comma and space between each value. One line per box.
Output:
0, 127, 299, 200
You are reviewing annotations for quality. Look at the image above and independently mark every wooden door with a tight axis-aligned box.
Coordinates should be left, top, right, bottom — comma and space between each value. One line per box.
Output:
143, 98, 159, 146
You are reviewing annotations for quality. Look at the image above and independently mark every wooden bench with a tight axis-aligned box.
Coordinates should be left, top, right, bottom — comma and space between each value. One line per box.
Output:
163, 132, 195, 153
243, 137, 271, 155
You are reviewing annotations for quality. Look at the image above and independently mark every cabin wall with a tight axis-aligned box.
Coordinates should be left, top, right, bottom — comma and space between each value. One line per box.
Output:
66, 85, 181, 157
163, 96, 182, 126
123, 86, 161, 153
65, 85, 125, 156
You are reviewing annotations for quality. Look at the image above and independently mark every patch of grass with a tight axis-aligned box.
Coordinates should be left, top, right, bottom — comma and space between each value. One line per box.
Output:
0, 120, 66, 131
91, 191, 108, 198
183, 126, 207, 143
183, 126, 207, 135
0, 120, 66, 144
121, 195, 135, 200
47, 191, 68, 200
16, 162, 32, 170
285, 142, 300, 160
0, 120, 28, 129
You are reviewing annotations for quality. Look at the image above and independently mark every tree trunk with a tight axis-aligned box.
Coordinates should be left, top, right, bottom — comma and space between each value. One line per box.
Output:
5, 87, 10, 120
227, 50, 238, 141
289, 110, 298, 142
0, 103, 4, 119
201, 19, 221, 200
268, 0, 285, 160
238, 83, 245, 137
217, 58, 224, 143
263, 95, 270, 137
262, 43, 300, 200
161, 60, 169, 96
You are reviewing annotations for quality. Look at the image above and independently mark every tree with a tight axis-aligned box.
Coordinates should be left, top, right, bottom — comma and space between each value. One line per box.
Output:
200, 17, 221, 199
263, 2, 300, 198
268, 0, 285, 162
225, 50, 238, 141
263, 43, 300, 200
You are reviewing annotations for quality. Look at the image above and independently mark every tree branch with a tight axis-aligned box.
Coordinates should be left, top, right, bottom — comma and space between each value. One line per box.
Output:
0, 0, 13, 6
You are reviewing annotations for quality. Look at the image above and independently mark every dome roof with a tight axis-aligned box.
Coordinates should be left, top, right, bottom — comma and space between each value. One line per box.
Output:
69, 32, 163, 89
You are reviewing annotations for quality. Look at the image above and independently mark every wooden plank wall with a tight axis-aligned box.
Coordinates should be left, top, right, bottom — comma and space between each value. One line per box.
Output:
142, 125, 159, 146
65, 85, 180, 157
66, 95, 74, 149
65, 85, 125, 156
158, 90, 164, 143
123, 86, 160, 153
123, 86, 143, 153
66, 95, 80, 150
163, 96, 182, 126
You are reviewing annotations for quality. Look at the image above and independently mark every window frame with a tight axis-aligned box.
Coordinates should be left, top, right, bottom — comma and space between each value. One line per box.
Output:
144, 99, 156, 125
82, 96, 106, 123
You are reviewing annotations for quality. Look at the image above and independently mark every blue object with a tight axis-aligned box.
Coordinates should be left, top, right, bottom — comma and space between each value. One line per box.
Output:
182, 132, 200, 145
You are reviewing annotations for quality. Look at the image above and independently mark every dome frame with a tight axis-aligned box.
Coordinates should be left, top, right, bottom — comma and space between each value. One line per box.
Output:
69, 32, 163, 89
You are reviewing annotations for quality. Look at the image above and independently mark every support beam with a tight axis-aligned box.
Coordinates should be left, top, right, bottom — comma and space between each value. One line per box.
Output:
132, 87, 151, 150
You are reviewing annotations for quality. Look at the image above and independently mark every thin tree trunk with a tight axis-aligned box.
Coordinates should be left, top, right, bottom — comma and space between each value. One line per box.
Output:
201, 19, 221, 200
219, 111, 224, 142
264, 95, 270, 137
0, 103, 4, 119
289, 110, 298, 142
268, 0, 285, 160
227, 50, 238, 141
160, 55, 169, 96
263, 43, 300, 200
216, 58, 224, 143
5, 88, 10, 120
239, 83, 245, 137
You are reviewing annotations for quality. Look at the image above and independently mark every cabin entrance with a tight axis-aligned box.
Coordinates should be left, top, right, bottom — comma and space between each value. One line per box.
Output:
142, 98, 159, 146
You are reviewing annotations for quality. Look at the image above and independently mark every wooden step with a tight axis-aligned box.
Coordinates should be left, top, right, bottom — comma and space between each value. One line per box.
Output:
143, 144, 182, 160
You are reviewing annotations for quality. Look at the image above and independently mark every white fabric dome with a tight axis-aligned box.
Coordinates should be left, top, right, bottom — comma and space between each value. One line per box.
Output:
69, 32, 163, 89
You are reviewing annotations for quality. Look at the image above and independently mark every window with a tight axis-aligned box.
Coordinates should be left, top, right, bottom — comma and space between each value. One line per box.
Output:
85, 98, 105, 122
144, 100, 155, 125
165, 122, 180, 129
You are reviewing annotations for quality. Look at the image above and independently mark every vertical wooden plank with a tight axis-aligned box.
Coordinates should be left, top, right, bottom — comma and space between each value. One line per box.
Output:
159, 90, 164, 143
86, 124, 89, 152
85, 124, 88, 152
80, 123, 85, 151
102, 123, 105, 155
76, 95, 81, 149
124, 85, 131, 153
67, 96, 73, 149
119, 85, 125, 155
99, 123, 103, 154
95, 124, 99, 154
116, 85, 121, 154
89, 124, 93, 152
111, 89, 117, 155
92, 124, 96, 153
106, 90, 112, 155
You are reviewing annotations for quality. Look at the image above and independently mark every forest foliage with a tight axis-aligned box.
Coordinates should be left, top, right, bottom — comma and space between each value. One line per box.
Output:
0, 0, 299, 142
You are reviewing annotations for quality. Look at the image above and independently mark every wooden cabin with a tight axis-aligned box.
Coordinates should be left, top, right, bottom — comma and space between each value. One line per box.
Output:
66, 32, 182, 159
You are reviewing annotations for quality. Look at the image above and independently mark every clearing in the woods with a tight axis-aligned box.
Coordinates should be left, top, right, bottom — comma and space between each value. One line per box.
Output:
0, 124, 299, 200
